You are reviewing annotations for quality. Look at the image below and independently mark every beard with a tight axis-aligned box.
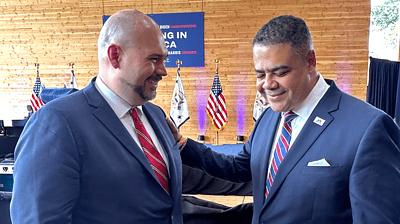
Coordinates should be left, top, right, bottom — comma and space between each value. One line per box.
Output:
118, 73, 162, 103
134, 85, 156, 101
133, 74, 162, 101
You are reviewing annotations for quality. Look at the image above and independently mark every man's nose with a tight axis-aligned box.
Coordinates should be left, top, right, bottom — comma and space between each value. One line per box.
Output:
157, 62, 167, 77
263, 73, 277, 90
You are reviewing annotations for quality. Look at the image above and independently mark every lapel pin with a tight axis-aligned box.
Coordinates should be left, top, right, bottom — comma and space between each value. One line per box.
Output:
313, 116, 325, 126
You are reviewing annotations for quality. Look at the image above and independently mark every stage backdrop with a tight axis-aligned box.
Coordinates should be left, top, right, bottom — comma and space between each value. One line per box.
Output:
102, 12, 204, 67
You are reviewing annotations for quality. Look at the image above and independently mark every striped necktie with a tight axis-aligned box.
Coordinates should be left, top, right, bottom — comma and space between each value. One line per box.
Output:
130, 108, 169, 193
266, 111, 297, 198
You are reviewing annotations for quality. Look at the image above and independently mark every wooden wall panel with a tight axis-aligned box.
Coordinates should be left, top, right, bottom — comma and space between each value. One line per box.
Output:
0, 0, 370, 145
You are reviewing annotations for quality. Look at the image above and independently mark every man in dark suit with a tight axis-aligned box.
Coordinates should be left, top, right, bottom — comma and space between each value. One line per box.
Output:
11, 10, 184, 223
169, 15, 400, 223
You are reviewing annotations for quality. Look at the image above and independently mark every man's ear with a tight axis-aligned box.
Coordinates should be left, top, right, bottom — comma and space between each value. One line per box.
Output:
108, 44, 121, 69
307, 50, 316, 68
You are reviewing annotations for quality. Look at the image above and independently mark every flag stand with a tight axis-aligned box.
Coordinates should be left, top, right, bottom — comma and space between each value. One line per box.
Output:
215, 59, 220, 146
30, 63, 44, 112
207, 58, 226, 146
170, 59, 190, 129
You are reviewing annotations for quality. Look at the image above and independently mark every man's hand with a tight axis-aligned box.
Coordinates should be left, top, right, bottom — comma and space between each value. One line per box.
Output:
165, 117, 182, 143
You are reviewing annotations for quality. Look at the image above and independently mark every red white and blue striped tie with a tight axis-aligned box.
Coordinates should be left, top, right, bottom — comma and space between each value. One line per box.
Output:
266, 111, 297, 198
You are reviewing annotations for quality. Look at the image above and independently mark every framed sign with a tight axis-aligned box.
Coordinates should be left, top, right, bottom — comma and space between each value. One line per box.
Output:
102, 12, 204, 67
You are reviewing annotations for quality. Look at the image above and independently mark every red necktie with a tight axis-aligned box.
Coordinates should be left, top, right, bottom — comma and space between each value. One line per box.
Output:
266, 111, 297, 198
130, 108, 169, 193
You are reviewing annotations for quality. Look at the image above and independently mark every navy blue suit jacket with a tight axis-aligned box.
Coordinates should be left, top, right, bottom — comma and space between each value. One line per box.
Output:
181, 79, 400, 224
11, 78, 183, 224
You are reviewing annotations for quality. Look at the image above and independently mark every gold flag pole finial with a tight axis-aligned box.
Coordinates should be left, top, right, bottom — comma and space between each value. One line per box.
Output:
34, 63, 39, 77
214, 59, 220, 73
69, 62, 75, 75
176, 59, 182, 69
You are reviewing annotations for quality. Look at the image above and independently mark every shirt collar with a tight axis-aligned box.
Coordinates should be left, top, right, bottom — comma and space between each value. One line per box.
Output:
94, 76, 143, 119
290, 73, 330, 120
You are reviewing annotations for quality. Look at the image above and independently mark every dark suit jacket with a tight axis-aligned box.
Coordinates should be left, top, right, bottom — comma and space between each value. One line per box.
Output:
11, 78, 183, 224
181, 79, 400, 224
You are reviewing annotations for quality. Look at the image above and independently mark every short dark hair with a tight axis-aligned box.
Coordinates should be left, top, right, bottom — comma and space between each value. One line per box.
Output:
253, 15, 313, 60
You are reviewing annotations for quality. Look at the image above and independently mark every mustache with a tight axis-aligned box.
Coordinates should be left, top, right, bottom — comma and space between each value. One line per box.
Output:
263, 90, 284, 96
147, 74, 163, 81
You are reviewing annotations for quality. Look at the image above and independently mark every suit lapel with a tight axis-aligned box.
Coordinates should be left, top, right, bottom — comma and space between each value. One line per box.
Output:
251, 110, 281, 207
263, 79, 342, 206
142, 104, 180, 175
83, 79, 157, 181
142, 104, 175, 158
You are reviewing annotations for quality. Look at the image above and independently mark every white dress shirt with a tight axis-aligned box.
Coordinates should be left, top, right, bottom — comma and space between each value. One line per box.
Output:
94, 77, 170, 172
267, 73, 329, 174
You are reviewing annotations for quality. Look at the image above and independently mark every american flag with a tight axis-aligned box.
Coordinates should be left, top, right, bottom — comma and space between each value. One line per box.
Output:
206, 72, 227, 131
30, 76, 44, 112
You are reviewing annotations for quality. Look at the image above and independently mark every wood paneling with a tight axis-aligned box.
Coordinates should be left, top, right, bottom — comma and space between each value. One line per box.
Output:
0, 0, 370, 145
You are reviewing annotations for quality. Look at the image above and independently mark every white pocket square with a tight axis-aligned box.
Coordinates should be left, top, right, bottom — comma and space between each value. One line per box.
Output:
307, 158, 330, 166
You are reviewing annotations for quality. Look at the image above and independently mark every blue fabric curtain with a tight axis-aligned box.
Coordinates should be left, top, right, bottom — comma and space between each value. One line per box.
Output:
366, 57, 400, 123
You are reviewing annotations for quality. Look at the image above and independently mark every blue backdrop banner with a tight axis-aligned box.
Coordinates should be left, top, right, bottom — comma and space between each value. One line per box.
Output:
102, 12, 204, 67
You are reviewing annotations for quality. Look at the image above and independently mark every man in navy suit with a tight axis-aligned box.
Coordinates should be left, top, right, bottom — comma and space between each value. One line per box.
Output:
11, 10, 184, 223
169, 15, 400, 223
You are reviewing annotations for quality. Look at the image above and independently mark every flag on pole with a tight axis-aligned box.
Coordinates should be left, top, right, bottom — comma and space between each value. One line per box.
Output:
206, 72, 227, 131
253, 91, 269, 121
170, 67, 190, 128
67, 67, 78, 89
30, 76, 44, 112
